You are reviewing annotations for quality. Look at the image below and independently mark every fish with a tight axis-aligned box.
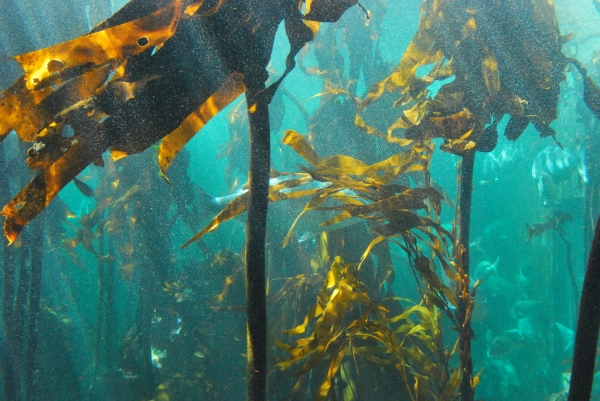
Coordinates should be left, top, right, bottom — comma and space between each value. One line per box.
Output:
479, 219, 525, 260
209, 305, 246, 313
486, 358, 521, 388
488, 315, 574, 362
515, 261, 535, 298
537, 172, 557, 207
554, 322, 574, 354
481, 141, 525, 183
526, 222, 552, 243
486, 317, 542, 359
526, 211, 573, 242
486, 329, 526, 359
151, 346, 167, 369
73, 177, 94, 197
475, 256, 500, 282
509, 300, 543, 319
532, 146, 588, 206
195, 176, 363, 241
196, 176, 310, 216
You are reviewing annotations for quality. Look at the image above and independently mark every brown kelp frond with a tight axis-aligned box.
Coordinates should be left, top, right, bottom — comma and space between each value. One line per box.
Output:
0, 1, 187, 244
0, 0, 357, 244
181, 129, 451, 253
274, 255, 461, 401
154, 73, 246, 175
357, 0, 569, 154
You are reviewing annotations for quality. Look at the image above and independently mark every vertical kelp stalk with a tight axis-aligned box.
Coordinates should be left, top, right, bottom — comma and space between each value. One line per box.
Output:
104, 240, 117, 396
0, 143, 19, 401
456, 152, 475, 401
2, 243, 19, 401
14, 232, 31, 397
557, 232, 579, 323
569, 214, 600, 400
92, 224, 108, 398
244, 75, 271, 401
25, 220, 43, 401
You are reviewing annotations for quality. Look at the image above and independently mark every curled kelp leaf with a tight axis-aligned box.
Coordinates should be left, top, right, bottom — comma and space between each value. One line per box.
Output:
570, 58, 600, 119
1, 0, 341, 243
155, 73, 246, 175
276, 255, 458, 400
15, 1, 183, 92
180, 176, 315, 248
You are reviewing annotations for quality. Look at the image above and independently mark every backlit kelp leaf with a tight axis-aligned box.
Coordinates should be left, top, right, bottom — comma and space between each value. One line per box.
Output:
358, 235, 387, 270
438, 367, 461, 401
184, 0, 223, 17
316, 344, 345, 401
1, 134, 110, 244
414, 374, 434, 401
181, 192, 249, 249
359, 4, 441, 110
0, 64, 114, 143
0, 1, 187, 243
282, 130, 322, 167
156, 73, 245, 174
15, 1, 183, 91
291, 145, 425, 187
2, 0, 350, 243
318, 188, 443, 230
406, 109, 475, 142
182, 176, 313, 248
370, 209, 445, 237
277, 257, 405, 396
357, 0, 570, 160
0, 80, 53, 142
482, 52, 500, 97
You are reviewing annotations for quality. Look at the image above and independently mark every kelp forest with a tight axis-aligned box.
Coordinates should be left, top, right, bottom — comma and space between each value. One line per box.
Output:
0, 0, 599, 400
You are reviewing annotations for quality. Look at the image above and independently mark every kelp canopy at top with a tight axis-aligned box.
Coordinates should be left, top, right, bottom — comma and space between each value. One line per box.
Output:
356, 0, 599, 156
0, 0, 359, 244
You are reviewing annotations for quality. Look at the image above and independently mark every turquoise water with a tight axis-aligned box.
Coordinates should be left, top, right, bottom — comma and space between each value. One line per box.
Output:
0, 0, 599, 400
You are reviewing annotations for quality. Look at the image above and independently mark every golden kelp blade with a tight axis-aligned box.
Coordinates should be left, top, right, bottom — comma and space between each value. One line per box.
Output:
358, 4, 442, 111
156, 73, 246, 173
14, 0, 183, 91
282, 130, 322, 167
0, 0, 184, 143
482, 52, 500, 96
0, 63, 114, 143
2, 136, 104, 244
0, 80, 52, 142
184, 0, 224, 17
180, 192, 249, 249
181, 177, 312, 248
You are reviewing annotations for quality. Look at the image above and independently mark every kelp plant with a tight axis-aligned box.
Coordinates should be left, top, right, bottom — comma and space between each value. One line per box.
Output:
353, 0, 600, 399
0, 0, 360, 399
186, 124, 465, 399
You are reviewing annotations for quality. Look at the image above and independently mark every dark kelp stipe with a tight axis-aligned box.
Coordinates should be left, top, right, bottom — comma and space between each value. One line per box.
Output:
0, 0, 358, 400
